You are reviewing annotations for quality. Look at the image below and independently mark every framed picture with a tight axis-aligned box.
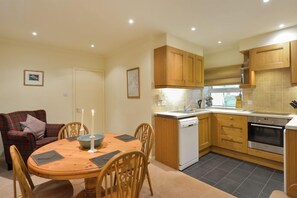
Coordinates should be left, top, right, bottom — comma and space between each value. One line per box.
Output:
127, 67, 140, 98
24, 70, 44, 86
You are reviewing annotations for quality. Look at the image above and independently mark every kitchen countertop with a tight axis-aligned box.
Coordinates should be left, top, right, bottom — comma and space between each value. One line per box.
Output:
155, 108, 297, 130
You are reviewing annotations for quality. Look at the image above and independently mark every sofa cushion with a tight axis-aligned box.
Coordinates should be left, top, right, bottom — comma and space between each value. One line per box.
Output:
20, 114, 46, 140
36, 137, 58, 148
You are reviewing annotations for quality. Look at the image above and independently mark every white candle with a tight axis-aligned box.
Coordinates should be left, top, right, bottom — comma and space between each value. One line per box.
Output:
91, 109, 95, 136
80, 108, 84, 131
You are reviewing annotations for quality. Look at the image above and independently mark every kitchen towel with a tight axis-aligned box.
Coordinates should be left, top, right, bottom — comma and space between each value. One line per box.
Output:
90, 150, 121, 167
31, 150, 64, 166
114, 134, 137, 142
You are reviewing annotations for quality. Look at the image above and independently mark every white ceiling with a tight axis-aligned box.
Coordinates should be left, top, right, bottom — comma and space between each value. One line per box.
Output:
1, 0, 297, 55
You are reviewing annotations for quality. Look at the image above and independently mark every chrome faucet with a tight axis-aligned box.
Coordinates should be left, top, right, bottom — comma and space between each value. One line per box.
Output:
184, 104, 192, 112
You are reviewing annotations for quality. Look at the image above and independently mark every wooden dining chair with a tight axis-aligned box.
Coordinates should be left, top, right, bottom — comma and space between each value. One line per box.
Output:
58, 121, 89, 140
96, 150, 147, 198
10, 145, 74, 198
134, 123, 155, 196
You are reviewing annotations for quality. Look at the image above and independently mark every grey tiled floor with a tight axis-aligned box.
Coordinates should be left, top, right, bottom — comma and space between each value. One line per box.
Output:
183, 152, 284, 198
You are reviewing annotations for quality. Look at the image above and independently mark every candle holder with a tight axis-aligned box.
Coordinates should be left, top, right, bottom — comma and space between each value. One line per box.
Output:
88, 135, 97, 153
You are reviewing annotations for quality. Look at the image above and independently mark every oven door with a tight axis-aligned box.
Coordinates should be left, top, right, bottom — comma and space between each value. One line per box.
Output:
248, 123, 284, 154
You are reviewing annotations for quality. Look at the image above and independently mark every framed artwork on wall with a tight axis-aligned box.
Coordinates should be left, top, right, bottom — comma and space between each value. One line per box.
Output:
126, 67, 140, 98
24, 70, 44, 86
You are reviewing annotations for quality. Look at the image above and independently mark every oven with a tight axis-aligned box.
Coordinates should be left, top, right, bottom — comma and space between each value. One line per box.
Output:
248, 116, 290, 155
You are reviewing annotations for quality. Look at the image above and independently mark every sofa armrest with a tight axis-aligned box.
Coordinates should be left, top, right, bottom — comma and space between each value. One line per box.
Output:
46, 124, 64, 137
7, 130, 36, 143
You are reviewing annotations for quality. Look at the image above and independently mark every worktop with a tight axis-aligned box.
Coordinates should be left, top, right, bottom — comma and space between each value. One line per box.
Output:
155, 108, 297, 129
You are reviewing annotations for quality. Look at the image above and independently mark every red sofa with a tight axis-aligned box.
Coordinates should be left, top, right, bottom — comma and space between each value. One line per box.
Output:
0, 110, 64, 170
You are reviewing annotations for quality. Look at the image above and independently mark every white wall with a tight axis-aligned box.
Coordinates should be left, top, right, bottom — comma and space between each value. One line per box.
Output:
204, 48, 243, 69
105, 38, 153, 135
0, 38, 104, 155
154, 33, 203, 56
239, 25, 297, 51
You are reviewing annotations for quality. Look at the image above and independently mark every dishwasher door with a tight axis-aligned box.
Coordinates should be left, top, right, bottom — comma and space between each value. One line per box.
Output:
178, 117, 199, 170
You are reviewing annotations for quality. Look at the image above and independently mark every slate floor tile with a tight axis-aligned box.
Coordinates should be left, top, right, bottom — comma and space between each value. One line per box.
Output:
203, 168, 228, 183
215, 177, 240, 194
271, 170, 284, 182
217, 159, 240, 172
232, 191, 250, 198
226, 168, 251, 183
184, 167, 209, 179
258, 192, 270, 198
262, 179, 284, 195
199, 177, 216, 186
236, 179, 264, 198
237, 161, 257, 172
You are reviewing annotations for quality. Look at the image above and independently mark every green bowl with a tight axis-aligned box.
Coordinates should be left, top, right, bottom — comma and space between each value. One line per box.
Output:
77, 134, 105, 149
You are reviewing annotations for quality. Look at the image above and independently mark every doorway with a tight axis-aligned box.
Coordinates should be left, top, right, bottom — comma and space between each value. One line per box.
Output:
73, 68, 104, 133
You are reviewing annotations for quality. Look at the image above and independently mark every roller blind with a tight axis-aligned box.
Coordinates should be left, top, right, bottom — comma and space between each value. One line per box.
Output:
204, 64, 242, 86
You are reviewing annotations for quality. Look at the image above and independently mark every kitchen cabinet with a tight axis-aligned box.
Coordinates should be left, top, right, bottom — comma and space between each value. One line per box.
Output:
285, 129, 297, 197
197, 114, 211, 152
250, 42, 290, 71
154, 45, 204, 88
154, 116, 179, 169
212, 113, 248, 153
291, 40, 297, 85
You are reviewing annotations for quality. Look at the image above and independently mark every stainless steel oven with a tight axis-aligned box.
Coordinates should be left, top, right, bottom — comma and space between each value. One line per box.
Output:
248, 115, 290, 155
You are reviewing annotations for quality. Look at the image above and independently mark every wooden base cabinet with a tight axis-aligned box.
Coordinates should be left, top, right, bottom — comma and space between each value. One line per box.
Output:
212, 114, 248, 153
155, 116, 179, 169
198, 114, 211, 152
286, 129, 297, 198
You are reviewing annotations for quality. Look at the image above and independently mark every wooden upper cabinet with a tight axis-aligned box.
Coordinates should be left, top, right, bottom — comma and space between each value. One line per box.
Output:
291, 40, 297, 85
195, 55, 204, 87
167, 47, 186, 86
250, 42, 290, 71
154, 45, 204, 88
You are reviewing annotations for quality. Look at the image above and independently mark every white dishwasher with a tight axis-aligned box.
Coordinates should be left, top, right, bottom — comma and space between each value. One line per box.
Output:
178, 117, 199, 170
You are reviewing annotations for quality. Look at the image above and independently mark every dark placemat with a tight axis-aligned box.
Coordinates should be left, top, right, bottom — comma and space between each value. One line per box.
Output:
114, 134, 137, 142
31, 150, 64, 166
67, 135, 79, 142
90, 150, 121, 167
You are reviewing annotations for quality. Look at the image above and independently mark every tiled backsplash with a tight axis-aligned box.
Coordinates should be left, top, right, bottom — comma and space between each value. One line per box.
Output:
152, 88, 203, 112
242, 68, 297, 113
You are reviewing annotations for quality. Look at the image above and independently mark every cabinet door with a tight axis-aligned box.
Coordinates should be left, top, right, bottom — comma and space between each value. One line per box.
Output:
155, 116, 179, 169
198, 114, 211, 151
195, 55, 204, 87
166, 47, 185, 86
183, 52, 196, 87
291, 40, 297, 85
250, 42, 290, 71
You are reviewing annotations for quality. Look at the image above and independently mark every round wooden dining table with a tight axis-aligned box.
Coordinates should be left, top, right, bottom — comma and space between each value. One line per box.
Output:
28, 133, 142, 198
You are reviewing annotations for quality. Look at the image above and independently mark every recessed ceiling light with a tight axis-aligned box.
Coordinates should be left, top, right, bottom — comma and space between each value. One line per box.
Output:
128, 19, 134, 24
191, 27, 196, 31
263, 0, 270, 3
279, 24, 285, 29
218, 41, 222, 44
91, 44, 95, 48
32, 32, 37, 36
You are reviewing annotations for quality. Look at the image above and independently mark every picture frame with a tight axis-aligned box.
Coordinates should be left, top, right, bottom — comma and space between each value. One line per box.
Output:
24, 70, 44, 86
127, 67, 140, 98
